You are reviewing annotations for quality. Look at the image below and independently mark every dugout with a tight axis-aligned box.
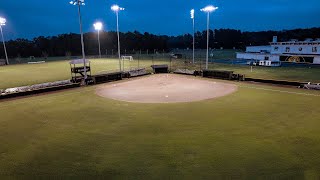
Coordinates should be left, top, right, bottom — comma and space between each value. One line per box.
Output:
202, 70, 234, 80
122, 68, 150, 78
151, 64, 169, 74
92, 72, 122, 84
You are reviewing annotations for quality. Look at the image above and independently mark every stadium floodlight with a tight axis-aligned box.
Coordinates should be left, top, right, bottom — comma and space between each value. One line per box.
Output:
190, 9, 194, 19
70, 0, 85, 5
111, 4, 125, 71
201, 5, 218, 69
0, 17, 6, 26
0, 17, 9, 65
200, 5, 218, 13
190, 9, 195, 64
93, 22, 103, 58
70, 0, 87, 80
111, 5, 125, 12
94, 22, 103, 31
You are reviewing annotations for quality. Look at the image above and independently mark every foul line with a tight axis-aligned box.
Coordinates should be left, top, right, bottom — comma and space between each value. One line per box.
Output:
239, 85, 320, 97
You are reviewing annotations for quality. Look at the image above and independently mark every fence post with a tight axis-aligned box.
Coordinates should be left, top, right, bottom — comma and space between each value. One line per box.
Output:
200, 55, 202, 71
170, 57, 172, 72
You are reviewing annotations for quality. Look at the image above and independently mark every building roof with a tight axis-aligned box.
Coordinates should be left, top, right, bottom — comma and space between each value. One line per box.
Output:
270, 39, 320, 46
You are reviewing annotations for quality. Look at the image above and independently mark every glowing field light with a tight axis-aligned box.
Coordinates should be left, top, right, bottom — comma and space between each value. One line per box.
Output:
0, 16, 8, 65
93, 22, 103, 58
111, 5, 125, 12
201, 5, 218, 69
0, 17, 6, 26
190, 9, 194, 19
70, 0, 85, 5
69, 0, 87, 79
111, 4, 125, 71
200, 5, 218, 12
94, 22, 103, 31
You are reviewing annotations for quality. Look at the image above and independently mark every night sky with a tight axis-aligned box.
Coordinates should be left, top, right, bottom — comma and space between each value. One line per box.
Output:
0, 0, 320, 40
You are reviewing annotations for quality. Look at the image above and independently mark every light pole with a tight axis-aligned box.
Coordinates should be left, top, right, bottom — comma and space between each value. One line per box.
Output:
201, 5, 218, 69
111, 5, 125, 71
0, 17, 9, 65
190, 9, 195, 64
70, 0, 87, 80
93, 22, 103, 58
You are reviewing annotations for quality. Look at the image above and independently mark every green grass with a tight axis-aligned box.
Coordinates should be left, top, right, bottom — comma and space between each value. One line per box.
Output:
0, 58, 169, 89
211, 63, 320, 82
0, 79, 320, 179
211, 49, 238, 60
172, 61, 320, 83
175, 49, 239, 60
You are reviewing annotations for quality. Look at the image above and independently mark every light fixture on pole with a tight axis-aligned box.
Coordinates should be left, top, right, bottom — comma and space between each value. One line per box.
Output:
70, 0, 87, 80
93, 22, 103, 58
0, 17, 9, 65
190, 9, 195, 64
111, 4, 125, 71
201, 5, 218, 69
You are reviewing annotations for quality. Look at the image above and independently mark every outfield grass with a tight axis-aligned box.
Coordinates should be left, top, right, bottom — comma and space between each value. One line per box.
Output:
212, 63, 320, 82
0, 58, 168, 89
172, 62, 320, 83
0, 79, 320, 179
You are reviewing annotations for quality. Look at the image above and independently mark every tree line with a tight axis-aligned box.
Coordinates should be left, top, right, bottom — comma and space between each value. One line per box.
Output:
1, 27, 320, 58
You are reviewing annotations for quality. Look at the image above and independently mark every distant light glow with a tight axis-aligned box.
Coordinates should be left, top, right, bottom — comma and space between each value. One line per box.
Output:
200, 5, 218, 13
69, 0, 85, 6
111, 5, 125, 12
0, 17, 6, 26
94, 22, 103, 31
190, 9, 194, 19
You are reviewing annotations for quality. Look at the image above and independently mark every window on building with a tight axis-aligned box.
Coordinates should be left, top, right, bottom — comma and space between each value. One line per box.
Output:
285, 47, 290, 52
312, 47, 317, 52
264, 56, 269, 60
274, 47, 279, 51
299, 47, 303, 51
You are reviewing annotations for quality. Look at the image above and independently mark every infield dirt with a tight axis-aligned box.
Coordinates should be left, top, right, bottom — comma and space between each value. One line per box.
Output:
96, 74, 237, 103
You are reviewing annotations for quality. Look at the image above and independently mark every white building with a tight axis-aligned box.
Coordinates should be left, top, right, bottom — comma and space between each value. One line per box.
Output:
236, 36, 320, 66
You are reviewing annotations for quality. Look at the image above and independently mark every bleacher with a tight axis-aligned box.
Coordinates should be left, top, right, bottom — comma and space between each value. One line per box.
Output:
0, 80, 79, 99
151, 64, 169, 74
123, 68, 150, 78
173, 69, 195, 75
302, 83, 320, 90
